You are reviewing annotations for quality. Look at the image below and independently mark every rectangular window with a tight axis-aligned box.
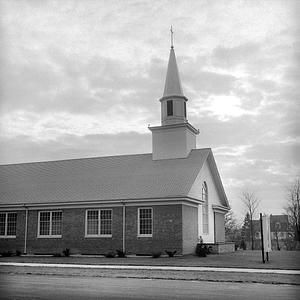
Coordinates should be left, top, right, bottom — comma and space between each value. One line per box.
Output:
138, 208, 152, 237
0, 212, 17, 238
0, 213, 6, 236
100, 210, 112, 235
184, 102, 187, 118
51, 211, 62, 236
86, 209, 112, 237
87, 210, 99, 235
38, 211, 62, 238
167, 100, 173, 116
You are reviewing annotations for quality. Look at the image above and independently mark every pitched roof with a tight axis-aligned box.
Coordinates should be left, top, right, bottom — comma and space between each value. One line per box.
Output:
0, 149, 211, 206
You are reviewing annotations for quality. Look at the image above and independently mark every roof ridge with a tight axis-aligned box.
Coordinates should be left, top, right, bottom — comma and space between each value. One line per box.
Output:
0, 152, 153, 167
0, 148, 212, 167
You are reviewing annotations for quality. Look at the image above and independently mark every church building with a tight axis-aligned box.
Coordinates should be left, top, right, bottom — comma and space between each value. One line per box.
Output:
0, 41, 231, 255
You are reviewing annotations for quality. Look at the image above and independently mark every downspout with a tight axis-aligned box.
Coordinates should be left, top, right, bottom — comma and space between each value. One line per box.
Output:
24, 205, 28, 254
122, 202, 126, 253
213, 212, 216, 244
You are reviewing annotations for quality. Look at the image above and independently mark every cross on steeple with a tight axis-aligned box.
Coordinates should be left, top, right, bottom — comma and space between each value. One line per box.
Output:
170, 26, 174, 48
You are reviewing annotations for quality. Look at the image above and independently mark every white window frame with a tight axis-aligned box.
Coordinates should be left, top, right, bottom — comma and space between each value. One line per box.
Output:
202, 182, 209, 235
138, 207, 153, 237
0, 212, 17, 238
37, 211, 62, 238
85, 209, 113, 238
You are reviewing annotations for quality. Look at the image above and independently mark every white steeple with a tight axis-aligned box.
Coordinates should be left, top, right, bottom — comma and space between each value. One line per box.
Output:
149, 28, 199, 160
163, 46, 184, 97
159, 45, 188, 126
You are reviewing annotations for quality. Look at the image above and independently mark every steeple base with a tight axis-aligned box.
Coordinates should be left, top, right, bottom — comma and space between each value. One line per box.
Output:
149, 123, 199, 160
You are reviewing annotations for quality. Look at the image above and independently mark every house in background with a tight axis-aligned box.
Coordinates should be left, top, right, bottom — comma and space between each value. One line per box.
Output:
0, 43, 231, 255
251, 215, 293, 250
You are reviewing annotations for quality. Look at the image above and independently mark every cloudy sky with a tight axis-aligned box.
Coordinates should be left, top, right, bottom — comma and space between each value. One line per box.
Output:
0, 0, 299, 221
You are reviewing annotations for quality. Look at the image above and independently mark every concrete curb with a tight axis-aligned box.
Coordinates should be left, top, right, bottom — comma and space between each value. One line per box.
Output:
1, 262, 300, 275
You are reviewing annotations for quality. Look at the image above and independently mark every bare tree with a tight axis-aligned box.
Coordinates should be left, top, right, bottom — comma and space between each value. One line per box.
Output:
285, 179, 300, 242
241, 191, 260, 250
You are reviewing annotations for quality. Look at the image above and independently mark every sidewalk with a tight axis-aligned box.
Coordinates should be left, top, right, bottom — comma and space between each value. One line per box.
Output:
1, 262, 300, 275
1, 250, 300, 270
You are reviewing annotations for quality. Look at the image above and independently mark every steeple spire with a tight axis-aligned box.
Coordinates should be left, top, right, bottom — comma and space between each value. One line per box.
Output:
163, 42, 184, 97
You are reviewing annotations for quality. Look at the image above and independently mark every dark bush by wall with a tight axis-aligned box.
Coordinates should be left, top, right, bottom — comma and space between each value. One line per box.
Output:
116, 249, 126, 258
63, 248, 70, 257
105, 252, 116, 258
165, 250, 177, 257
0, 251, 13, 257
152, 251, 161, 258
195, 244, 212, 257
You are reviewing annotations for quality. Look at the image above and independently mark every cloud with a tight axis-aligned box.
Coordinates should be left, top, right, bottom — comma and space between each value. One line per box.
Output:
184, 68, 237, 96
0, 132, 151, 165
212, 43, 261, 69
214, 138, 300, 214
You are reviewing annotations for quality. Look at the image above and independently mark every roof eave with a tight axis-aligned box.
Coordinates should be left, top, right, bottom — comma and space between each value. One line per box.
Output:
207, 150, 230, 208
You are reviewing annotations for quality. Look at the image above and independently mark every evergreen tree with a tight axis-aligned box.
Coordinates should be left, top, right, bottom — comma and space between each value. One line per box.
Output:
241, 212, 251, 249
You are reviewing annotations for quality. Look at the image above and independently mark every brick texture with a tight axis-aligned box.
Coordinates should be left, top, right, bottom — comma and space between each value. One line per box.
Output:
0, 210, 26, 253
182, 205, 198, 254
125, 205, 183, 255
1, 204, 185, 255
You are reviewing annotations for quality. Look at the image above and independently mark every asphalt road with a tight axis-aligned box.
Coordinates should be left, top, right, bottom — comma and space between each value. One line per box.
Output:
1, 274, 299, 300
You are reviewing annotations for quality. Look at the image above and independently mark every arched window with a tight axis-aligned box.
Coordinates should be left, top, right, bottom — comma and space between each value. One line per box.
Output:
202, 182, 209, 234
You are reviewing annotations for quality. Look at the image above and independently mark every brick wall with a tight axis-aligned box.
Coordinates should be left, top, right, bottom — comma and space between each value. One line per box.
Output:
126, 205, 182, 255
0, 210, 26, 253
1, 204, 183, 255
182, 205, 198, 254
27, 208, 123, 255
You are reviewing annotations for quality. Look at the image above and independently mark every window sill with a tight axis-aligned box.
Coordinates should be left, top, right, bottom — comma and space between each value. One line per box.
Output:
37, 235, 62, 239
0, 236, 16, 239
85, 235, 112, 238
138, 234, 153, 238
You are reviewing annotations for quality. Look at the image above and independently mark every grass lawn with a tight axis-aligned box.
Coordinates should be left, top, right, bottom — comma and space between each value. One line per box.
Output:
1, 250, 300, 270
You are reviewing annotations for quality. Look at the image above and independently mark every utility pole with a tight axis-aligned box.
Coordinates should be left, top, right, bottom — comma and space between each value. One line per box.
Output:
260, 213, 265, 263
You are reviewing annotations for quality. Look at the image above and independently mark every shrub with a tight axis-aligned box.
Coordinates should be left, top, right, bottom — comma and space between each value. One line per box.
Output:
165, 250, 177, 257
152, 251, 161, 258
0, 251, 13, 257
116, 249, 126, 258
15, 250, 22, 256
63, 248, 70, 257
53, 253, 62, 257
195, 244, 207, 257
105, 252, 115, 258
240, 239, 247, 250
